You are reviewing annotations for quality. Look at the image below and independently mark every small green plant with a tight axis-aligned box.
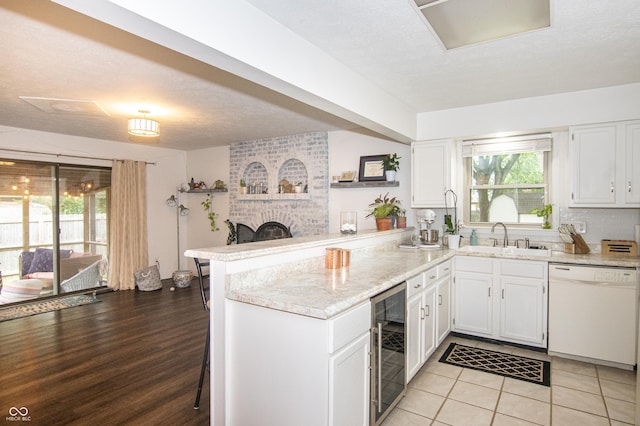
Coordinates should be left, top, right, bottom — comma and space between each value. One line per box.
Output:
201, 193, 219, 232
240, 179, 246, 187
367, 192, 401, 219
382, 153, 401, 172
530, 204, 552, 229
224, 219, 237, 245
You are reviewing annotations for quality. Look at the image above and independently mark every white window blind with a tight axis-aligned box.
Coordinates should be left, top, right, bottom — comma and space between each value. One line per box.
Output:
462, 134, 552, 157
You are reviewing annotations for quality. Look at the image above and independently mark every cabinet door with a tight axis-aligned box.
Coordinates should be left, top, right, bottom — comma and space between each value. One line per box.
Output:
411, 141, 451, 207
625, 122, 640, 205
570, 125, 617, 206
436, 276, 451, 345
453, 272, 493, 336
422, 286, 437, 364
329, 332, 370, 426
499, 277, 545, 346
406, 293, 424, 381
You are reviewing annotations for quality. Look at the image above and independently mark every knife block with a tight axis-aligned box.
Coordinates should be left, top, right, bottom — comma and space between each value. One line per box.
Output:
570, 234, 590, 254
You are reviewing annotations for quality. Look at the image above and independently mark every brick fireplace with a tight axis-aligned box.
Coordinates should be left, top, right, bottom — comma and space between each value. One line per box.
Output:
229, 132, 329, 238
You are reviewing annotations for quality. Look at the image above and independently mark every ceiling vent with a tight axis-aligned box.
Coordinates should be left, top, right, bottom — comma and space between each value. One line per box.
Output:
19, 96, 109, 116
411, 0, 551, 50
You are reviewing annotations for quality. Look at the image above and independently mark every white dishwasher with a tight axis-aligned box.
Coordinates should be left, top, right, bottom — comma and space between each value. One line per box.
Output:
548, 263, 638, 368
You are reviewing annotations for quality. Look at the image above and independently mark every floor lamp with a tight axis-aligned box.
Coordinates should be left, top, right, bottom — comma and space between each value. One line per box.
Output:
166, 193, 193, 287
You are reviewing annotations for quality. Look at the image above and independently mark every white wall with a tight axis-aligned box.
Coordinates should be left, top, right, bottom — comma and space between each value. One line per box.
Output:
0, 126, 186, 278
185, 145, 230, 255
416, 83, 640, 141
328, 130, 412, 233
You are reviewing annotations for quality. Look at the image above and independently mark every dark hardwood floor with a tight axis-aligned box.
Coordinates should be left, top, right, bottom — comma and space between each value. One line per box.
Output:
0, 280, 210, 425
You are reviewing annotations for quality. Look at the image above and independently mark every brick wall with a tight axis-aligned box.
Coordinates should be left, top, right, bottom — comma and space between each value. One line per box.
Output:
229, 132, 329, 237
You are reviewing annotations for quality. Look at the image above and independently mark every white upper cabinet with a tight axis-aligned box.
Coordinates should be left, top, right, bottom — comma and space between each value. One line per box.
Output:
625, 122, 640, 205
570, 120, 640, 207
411, 140, 452, 207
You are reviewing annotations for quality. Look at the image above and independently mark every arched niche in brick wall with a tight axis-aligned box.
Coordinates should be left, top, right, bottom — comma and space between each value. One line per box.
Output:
242, 161, 269, 193
278, 158, 308, 193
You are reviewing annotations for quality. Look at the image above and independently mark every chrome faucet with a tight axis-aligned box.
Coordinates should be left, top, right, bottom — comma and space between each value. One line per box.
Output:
491, 222, 509, 247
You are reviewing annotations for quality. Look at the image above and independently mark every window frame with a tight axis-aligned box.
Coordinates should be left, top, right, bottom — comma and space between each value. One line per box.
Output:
461, 136, 552, 229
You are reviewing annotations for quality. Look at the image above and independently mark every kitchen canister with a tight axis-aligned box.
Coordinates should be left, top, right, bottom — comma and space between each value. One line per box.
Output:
325, 248, 342, 269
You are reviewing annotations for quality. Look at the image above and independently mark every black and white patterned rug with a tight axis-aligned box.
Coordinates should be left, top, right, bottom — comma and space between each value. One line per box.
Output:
439, 343, 550, 386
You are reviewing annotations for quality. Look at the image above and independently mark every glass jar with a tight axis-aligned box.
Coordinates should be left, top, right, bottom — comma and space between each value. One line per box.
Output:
340, 211, 357, 234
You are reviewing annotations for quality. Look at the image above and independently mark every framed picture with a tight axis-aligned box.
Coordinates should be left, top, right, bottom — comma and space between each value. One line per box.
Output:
338, 171, 356, 182
358, 155, 387, 181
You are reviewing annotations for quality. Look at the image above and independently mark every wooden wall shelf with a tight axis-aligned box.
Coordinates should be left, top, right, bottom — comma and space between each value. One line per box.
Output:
181, 188, 228, 194
330, 181, 399, 189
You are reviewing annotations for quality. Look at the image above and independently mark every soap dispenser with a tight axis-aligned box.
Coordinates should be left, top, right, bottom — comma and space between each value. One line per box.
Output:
470, 229, 478, 246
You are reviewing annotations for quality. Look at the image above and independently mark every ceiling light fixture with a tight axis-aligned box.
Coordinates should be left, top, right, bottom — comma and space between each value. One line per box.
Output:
128, 109, 160, 137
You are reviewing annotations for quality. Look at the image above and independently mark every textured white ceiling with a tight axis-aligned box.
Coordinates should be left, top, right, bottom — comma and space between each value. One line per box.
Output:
1, 0, 639, 150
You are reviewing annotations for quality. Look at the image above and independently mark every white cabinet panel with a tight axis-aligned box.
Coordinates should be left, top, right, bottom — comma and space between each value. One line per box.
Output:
453, 271, 493, 336
499, 276, 545, 345
453, 257, 548, 348
329, 333, 370, 426
436, 276, 451, 345
570, 125, 617, 205
570, 120, 640, 207
625, 122, 640, 205
406, 274, 436, 381
411, 140, 451, 207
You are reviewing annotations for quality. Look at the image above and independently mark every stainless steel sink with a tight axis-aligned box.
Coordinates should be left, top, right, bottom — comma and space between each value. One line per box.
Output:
457, 245, 551, 257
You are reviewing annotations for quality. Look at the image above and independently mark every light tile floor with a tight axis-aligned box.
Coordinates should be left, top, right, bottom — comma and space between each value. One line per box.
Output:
382, 335, 636, 425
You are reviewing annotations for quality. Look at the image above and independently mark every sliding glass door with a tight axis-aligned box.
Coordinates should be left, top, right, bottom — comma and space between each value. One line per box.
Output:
0, 160, 110, 304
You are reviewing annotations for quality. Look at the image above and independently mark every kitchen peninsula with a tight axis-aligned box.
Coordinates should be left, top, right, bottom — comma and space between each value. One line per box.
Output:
186, 228, 443, 425
186, 229, 640, 426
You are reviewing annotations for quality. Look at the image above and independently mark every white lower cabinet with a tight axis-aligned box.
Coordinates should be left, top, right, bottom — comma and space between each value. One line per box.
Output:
452, 270, 493, 336
227, 299, 371, 426
406, 260, 452, 382
329, 332, 370, 426
436, 261, 452, 345
407, 277, 436, 381
453, 257, 548, 348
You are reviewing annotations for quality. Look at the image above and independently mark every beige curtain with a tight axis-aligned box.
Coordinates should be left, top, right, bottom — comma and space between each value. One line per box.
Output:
108, 160, 148, 290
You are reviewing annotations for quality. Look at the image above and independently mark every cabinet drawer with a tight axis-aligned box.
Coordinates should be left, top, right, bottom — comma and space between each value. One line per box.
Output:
500, 260, 546, 279
424, 267, 439, 287
438, 260, 452, 277
407, 273, 425, 298
454, 256, 493, 274
328, 301, 371, 353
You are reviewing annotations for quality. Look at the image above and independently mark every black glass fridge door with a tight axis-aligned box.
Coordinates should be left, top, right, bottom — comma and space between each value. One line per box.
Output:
371, 282, 406, 425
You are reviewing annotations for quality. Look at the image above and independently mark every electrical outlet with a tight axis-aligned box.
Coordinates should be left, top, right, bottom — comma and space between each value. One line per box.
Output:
569, 221, 587, 234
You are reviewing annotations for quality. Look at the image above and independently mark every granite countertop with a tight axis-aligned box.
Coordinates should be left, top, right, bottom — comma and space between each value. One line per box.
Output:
226, 247, 454, 320
224, 243, 639, 320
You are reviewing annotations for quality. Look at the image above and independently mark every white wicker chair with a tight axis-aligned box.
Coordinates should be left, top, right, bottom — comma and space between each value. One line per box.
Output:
60, 260, 102, 293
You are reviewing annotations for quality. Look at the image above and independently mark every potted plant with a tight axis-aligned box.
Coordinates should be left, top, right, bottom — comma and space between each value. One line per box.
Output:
201, 193, 219, 232
382, 153, 401, 182
239, 179, 247, 195
530, 204, 553, 229
294, 182, 303, 193
367, 192, 401, 231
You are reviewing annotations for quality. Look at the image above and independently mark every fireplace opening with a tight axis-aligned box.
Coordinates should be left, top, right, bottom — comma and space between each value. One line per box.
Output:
236, 221, 292, 244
